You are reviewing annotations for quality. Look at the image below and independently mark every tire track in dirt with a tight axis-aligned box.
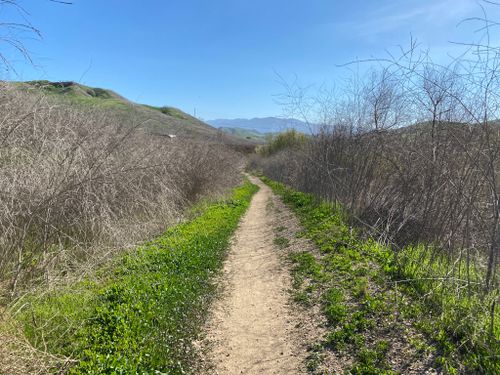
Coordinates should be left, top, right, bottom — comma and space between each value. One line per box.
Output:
204, 176, 306, 375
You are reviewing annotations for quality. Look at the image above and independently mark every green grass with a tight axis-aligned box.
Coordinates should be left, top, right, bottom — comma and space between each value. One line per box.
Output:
262, 176, 499, 374
12, 180, 259, 374
143, 105, 193, 120
274, 236, 290, 248
21, 80, 128, 108
390, 244, 499, 374
218, 126, 269, 142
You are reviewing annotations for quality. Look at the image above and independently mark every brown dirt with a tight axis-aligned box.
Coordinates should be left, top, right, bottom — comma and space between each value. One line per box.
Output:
268, 192, 344, 374
202, 177, 309, 374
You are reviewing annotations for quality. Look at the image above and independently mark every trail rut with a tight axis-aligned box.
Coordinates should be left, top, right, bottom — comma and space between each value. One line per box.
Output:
204, 177, 305, 375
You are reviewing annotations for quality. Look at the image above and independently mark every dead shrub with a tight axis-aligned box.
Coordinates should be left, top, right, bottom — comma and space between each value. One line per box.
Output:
0, 84, 242, 297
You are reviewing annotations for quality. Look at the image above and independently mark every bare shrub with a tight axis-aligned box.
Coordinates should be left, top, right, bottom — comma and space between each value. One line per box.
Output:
0, 84, 242, 297
255, 38, 500, 291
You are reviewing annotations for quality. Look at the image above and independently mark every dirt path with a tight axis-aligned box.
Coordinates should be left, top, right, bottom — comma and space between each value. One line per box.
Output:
204, 177, 305, 375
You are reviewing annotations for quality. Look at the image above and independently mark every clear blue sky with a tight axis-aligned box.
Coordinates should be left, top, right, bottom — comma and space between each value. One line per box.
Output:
3, 0, 499, 119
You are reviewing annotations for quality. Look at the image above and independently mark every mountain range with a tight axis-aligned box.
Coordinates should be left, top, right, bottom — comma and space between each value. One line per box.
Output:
207, 117, 311, 135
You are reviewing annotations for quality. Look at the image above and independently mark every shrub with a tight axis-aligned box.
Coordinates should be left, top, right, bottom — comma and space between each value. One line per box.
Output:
0, 84, 242, 298
13, 181, 258, 373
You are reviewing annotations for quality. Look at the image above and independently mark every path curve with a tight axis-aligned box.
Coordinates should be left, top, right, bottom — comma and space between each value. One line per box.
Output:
205, 176, 303, 375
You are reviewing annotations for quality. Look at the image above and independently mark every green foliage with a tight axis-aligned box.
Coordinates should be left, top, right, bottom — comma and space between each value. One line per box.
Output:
324, 288, 347, 327
144, 105, 191, 120
14, 181, 259, 374
274, 236, 290, 248
262, 176, 499, 374
305, 343, 325, 372
390, 245, 499, 373
351, 340, 394, 375
290, 252, 324, 282
219, 126, 269, 141
288, 251, 325, 307
258, 129, 307, 156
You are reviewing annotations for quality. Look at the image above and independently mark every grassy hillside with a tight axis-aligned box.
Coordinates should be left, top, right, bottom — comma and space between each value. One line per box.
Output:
11, 80, 238, 142
0, 79, 248, 302
218, 126, 270, 142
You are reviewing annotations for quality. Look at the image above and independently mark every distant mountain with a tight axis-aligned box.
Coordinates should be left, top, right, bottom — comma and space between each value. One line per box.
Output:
207, 117, 311, 134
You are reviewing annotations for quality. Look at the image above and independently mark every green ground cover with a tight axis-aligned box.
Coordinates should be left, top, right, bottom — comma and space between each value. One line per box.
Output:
263, 177, 498, 375
12, 180, 258, 374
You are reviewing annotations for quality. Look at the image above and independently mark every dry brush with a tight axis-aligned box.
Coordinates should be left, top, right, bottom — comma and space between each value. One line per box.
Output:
0, 83, 243, 299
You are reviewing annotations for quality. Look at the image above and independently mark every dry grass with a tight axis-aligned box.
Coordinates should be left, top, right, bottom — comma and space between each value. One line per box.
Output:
0, 310, 70, 375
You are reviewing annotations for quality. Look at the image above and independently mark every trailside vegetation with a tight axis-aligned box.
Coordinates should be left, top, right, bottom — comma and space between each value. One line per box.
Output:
253, 18, 500, 300
263, 177, 499, 374
0, 83, 244, 300
8, 181, 258, 374
252, 30, 500, 373
257, 129, 307, 156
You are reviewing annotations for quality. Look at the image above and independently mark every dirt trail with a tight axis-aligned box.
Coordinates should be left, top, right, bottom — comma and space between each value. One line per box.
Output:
205, 177, 305, 375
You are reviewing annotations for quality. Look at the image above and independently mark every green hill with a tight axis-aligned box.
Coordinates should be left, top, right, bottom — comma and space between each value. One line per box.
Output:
218, 126, 270, 142
11, 80, 242, 143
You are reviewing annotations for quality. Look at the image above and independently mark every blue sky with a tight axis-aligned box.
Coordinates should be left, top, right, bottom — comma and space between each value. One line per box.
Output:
3, 0, 499, 119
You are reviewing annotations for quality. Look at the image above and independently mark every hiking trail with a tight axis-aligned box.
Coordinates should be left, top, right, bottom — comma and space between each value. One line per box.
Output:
204, 177, 306, 374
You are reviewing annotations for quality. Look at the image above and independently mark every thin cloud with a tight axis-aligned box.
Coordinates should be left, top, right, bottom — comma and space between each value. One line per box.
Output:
345, 0, 476, 37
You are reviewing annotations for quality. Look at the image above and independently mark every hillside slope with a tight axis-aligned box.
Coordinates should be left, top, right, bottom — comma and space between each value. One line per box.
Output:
218, 126, 270, 142
11, 80, 242, 143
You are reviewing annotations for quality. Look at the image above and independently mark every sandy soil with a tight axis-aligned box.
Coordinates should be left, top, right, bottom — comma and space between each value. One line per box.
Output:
204, 177, 306, 375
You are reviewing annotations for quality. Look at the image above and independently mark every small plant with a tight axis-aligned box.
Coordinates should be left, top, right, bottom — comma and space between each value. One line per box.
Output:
351, 340, 392, 375
324, 288, 347, 327
305, 343, 324, 373
353, 277, 369, 299
274, 236, 290, 248
293, 288, 313, 306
